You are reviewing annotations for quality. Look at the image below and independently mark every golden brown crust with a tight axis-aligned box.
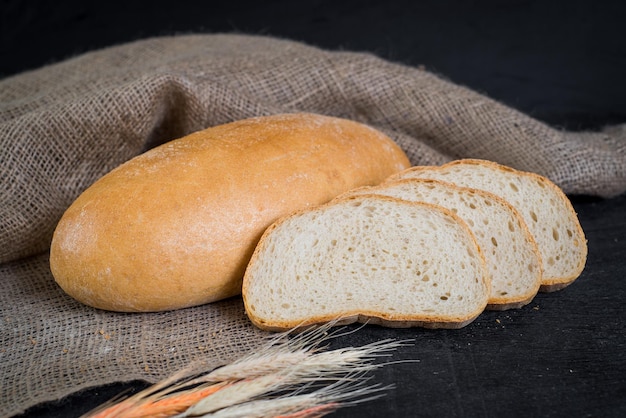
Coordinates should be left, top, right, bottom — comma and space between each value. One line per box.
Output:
247, 312, 483, 332
49, 113, 410, 312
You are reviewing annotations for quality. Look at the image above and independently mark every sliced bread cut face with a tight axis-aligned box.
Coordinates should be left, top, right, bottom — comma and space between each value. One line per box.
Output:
242, 195, 489, 331
390, 159, 587, 291
344, 179, 542, 310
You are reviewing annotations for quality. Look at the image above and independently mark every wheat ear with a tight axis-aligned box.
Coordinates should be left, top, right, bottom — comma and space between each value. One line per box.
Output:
187, 375, 391, 417
83, 320, 410, 418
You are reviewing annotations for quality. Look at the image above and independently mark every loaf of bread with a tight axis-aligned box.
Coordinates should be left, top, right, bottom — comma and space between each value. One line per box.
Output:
242, 195, 490, 331
389, 159, 587, 291
343, 179, 543, 310
49, 113, 410, 312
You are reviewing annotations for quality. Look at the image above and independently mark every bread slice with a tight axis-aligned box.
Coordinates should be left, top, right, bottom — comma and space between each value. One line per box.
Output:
242, 195, 490, 331
343, 179, 542, 310
389, 159, 587, 291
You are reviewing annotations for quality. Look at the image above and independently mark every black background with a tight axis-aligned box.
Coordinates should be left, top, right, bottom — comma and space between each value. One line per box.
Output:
3, 1, 626, 417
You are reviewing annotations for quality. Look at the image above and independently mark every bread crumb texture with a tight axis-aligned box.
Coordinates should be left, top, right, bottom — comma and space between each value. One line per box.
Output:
391, 159, 587, 290
346, 178, 542, 309
243, 195, 489, 330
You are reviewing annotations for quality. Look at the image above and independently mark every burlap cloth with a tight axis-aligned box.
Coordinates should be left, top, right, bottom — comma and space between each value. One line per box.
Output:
1, 34, 625, 416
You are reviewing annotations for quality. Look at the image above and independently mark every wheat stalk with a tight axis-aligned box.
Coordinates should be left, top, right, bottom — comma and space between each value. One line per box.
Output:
191, 375, 391, 418
82, 320, 411, 418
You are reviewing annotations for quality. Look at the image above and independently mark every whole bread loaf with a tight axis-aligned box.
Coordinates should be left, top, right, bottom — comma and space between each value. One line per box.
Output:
390, 159, 587, 291
49, 113, 410, 312
344, 179, 543, 310
242, 195, 490, 331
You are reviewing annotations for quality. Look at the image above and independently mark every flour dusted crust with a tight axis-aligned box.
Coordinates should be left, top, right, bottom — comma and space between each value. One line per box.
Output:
49, 113, 410, 312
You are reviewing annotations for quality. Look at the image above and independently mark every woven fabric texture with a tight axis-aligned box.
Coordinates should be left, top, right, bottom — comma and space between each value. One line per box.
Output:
1, 34, 624, 416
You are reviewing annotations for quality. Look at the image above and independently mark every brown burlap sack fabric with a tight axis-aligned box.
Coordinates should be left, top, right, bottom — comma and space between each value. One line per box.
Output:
1, 34, 625, 416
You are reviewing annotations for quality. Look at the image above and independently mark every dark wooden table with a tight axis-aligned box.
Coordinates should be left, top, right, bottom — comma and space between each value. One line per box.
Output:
5, 1, 625, 417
